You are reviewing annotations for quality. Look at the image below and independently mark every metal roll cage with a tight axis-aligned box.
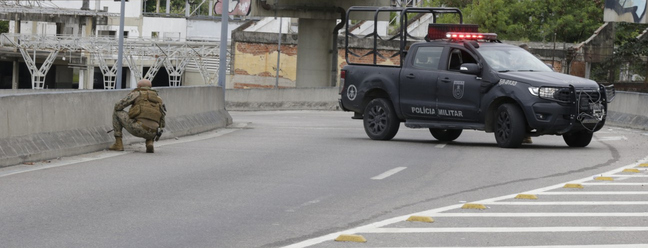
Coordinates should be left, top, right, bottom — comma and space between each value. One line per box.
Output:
344, 6, 464, 66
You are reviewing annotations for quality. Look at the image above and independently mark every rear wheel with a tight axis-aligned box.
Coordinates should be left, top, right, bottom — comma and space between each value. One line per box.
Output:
363, 98, 400, 140
563, 130, 593, 147
429, 128, 462, 142
494, 103, 526, 148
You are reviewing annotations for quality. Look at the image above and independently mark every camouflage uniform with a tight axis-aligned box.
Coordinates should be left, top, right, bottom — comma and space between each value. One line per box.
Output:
112, 87, 166, 140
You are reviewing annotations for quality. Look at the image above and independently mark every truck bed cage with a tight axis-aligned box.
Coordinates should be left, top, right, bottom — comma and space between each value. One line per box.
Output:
345, 6, 464, 67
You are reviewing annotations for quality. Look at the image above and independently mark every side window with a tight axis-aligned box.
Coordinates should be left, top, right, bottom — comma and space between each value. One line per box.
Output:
448, 48, 477, 71
413, 47, 443, 70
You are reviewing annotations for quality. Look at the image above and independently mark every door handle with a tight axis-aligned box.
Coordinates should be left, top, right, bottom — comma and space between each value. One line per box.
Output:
406, 74, 415, 79
440, 78, 451, 83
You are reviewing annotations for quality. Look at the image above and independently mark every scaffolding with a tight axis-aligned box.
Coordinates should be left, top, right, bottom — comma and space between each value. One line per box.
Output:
0, 34, 228, 89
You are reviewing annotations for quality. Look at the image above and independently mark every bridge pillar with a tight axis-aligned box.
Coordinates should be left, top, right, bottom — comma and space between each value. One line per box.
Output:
296, 19, 335, 88
12, 60, 18, 89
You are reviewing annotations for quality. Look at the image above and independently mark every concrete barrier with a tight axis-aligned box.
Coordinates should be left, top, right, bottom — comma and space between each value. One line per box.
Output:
0, 86, 232, 168
606, 91, 648, 131
225, 87, 340, 110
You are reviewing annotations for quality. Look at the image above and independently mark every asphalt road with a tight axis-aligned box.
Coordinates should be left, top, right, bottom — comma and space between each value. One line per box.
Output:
1, 110, 647, 248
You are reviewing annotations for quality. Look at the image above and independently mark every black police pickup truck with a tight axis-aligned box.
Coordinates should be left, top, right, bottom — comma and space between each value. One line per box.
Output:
338, 7, 614, 148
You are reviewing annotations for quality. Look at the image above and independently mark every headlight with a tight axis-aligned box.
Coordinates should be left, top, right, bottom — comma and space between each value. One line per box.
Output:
528, 86, 561, 99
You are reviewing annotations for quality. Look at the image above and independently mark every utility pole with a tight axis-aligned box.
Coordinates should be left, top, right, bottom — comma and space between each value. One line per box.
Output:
218, 0, 229, 94
275, 17, 282, 89
116, 0, 126, 89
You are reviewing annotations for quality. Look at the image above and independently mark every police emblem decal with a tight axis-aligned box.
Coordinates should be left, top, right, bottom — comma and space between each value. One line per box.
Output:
347, 85, 358, 101
453, 81, 465, 99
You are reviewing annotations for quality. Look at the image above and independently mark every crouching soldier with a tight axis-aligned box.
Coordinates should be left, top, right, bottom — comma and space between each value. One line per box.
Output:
109, 79, 166, 153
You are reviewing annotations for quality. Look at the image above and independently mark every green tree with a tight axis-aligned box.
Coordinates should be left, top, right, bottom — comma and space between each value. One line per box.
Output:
0, 21, 8, 34
423, 0, 605, 43
591, 23, 648, 82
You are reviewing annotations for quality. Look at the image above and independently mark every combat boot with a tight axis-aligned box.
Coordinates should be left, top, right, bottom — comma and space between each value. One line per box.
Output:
109, 137, 124, 151
145, 139, 154, 153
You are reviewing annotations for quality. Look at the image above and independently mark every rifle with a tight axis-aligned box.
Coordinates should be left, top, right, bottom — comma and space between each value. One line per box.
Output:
155, 128, 164, 141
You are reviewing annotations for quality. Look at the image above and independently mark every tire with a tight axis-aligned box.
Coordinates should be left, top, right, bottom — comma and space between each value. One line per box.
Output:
494, 103, 526, 148
363, 98, 400, 140
429, 128, 462, 142
563, 130, 593, 147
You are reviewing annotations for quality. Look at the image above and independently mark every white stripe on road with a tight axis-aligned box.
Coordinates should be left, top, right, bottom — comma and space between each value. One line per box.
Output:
371, 167, 407, 180
538, 192, 648, 195
357, 245, 648, 248
603, 175, 648, 177
483, 201, 648, 205
435, 143, 447, 148
597, 136, 628, 141
581, 183, 648, 186
282, 156, 648, 248
423, 212, 648, 217
0, 127, 241, 178
360, 226, 648, 233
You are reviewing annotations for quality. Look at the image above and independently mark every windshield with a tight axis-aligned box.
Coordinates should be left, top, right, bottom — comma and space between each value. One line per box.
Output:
479, 46, 553, 72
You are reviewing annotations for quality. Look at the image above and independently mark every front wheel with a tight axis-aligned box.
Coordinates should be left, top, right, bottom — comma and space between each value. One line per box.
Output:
494, 103, 526, 148
563, 131, 593, 147
429, 128, 462, 142
363, 98, 400, 140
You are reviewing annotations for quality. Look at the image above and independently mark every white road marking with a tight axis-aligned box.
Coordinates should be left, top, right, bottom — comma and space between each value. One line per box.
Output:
603, 175, 648, 177
538, 191, 648, 195
581, 183, 647, 186
482, 201, 648, 205
435, 143, 447, 148
360, 226, 648, 233
354, 245, 648, 248
283, 156, 648, 248
371, 167, 407, 180
0, 126, 242, 178
422, 212, 648, 217
0, 152, 129, 178
597, 136, 628, 141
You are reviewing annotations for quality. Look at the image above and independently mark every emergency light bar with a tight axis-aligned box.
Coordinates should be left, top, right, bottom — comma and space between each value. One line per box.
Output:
446, 32, 497, 41
427, 23, 497, 41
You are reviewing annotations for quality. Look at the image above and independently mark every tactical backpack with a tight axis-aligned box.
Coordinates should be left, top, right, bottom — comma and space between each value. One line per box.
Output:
128, 88, 164, 124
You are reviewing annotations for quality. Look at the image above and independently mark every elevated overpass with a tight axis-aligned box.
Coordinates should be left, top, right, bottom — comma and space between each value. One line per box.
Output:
248, 0, 390, 87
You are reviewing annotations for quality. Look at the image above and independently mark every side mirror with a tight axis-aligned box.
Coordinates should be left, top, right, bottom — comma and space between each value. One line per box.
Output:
546, 63, 555, 71
460, 63, 481, 75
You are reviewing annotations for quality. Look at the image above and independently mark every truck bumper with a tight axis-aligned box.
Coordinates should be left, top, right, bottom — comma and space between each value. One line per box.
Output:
524, 86, 609, 135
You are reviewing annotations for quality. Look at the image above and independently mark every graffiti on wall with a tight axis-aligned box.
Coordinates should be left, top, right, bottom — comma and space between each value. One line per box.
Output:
604, 0, 647, 23
214, 0, 251, 16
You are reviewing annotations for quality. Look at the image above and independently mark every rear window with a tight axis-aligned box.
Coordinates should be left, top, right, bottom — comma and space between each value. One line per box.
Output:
413, 47, 443, 70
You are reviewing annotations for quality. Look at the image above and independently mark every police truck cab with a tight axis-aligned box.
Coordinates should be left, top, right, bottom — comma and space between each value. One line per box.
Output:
338, 7, 614, 148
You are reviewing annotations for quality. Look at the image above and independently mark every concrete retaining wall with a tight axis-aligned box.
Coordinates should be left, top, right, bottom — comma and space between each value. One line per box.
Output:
0, 86, 232, 168
225, 88, 648, 132
606, 91, 648, 131
225, 87, 340, 110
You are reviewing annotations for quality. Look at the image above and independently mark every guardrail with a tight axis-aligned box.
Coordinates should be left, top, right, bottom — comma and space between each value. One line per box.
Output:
606, 91, 648, 131
0, 86, 231, 168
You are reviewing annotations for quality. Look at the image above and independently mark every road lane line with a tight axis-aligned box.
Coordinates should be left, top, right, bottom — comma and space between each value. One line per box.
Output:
352, 245, 648, 248
425, 213, 648, 217
581, 183, 648, 186
482, 201, 648, 205
282, 155, 648, 248
371, 167, 407, 180
603, 175, 648, 177
537, 192, 648, 195
435, 143, 447, 148
0, 126, 243, 178
360, 226, 648, 233
597, 136, 628, 141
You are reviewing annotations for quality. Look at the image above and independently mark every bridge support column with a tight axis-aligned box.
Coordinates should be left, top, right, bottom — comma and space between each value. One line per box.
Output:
12, 59, 18, 89
296, 19, 335, 88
